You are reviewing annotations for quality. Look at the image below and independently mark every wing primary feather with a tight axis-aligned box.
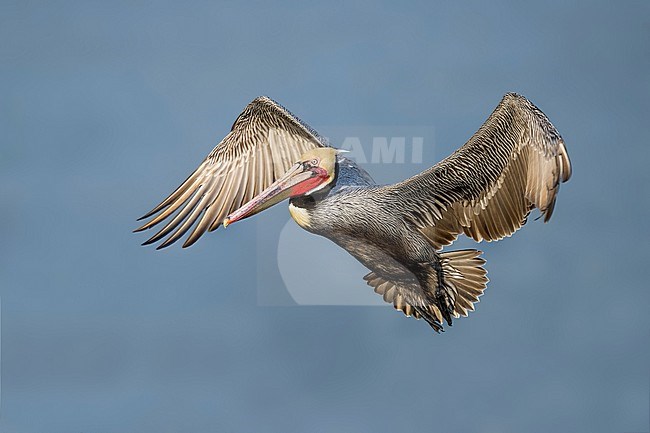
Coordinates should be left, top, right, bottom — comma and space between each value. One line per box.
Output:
182, 176, 228, 248
206, 161, 245, 232
137, 164, 206, 221
134, 174, 205, 233
143, 184, 207, 247
164, 189, 215, 249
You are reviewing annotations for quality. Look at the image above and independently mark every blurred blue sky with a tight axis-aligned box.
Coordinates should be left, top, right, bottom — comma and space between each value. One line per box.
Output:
1, 1, 649, 432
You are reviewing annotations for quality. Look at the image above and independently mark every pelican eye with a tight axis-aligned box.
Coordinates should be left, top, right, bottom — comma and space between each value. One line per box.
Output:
310, 158, 319, 166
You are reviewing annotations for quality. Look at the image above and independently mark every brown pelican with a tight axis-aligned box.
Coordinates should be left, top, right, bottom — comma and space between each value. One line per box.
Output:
135, 93, 572, 332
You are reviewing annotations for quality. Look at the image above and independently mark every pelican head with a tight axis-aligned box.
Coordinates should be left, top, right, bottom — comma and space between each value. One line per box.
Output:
223, 147, 339, 227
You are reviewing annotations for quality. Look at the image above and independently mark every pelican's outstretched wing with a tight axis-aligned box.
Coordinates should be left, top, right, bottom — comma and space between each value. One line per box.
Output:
388, 93, 572, 249
135, 96, 326, 248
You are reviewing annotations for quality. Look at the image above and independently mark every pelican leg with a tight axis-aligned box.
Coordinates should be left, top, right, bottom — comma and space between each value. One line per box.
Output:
422, 260, 456, 326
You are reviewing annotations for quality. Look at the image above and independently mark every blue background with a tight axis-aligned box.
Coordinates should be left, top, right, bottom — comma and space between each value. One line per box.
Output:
1, 1, 649, 432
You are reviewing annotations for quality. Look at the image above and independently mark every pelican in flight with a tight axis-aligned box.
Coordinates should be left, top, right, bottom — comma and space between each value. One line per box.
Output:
136, 93, 572, 332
